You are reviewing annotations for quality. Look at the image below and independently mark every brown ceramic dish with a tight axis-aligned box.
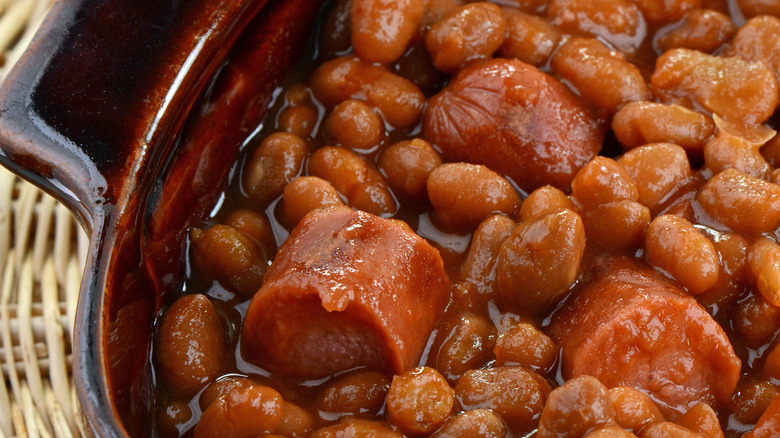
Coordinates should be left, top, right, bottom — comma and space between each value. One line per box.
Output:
0, 0, 325, 435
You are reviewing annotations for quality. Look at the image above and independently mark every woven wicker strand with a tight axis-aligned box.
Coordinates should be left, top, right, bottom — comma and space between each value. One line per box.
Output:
1, 0, 89, 435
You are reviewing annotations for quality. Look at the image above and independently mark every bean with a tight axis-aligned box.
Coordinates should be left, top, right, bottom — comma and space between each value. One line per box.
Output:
393, 43, 447, 95
496, 209, 586, 313
276, 402, 314, 438
429, 312, 496, 383
518, 186, 576, 222
496, 0, 547, 13
281, 176, 345, 227
731, 379, 780, 425
156, 295, 227, 398
730, 15, 780, 83
323, 100, 383, 150
696, 169, 780, 235
609, 386, 664, 433
493, 322, 557, 372
618, 143, 692, 214
634, 0, 700, 24
460, 214, 516, 304
655, 9, 736, 53
703, 115, 773, 179
537, 375, 616, 438
242, 132, 308, 207
584, 426, 638, 437
547, 0, 646, 55
318, 0, 352, 59
639, 422, 704, 437
224, 209, 276, 254
430, 409, 508, 438
194, 385, 284, 438
310, 56, 425, 129
309, 146, 397, 216
200, 376, 256, 411
582, 200, 650, 253
310, 419, 403, 438
550, 38, 650, 115
612, 101, 715, 153
350, 0, 424, 63
675, 402, 724, 438
645, 214, 720, 295
455, 367, 551, 434
157, 401, 192, 438
423, 58, 603, 193
377, 138, 442, 205
746, 394, 780, 438
386, 367, 454, 434
695, 230, 749, 311
651, 48, 779, 125
737, 0, 780, 18
277, 104, 318, 139
314, 370, 391, 417
427, 163, 520, 232
748, 238, 780, 307
499, 9, 562, 67
425, 2, 506, 73
422, 0, 463, 28
571, 157, 639, 209
733, 292, 780, 346
190, 224, 268, 296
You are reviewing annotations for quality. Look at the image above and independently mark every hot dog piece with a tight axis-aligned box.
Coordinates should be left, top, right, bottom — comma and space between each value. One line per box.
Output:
549, 258, 741, 417
241, 206, 450, 378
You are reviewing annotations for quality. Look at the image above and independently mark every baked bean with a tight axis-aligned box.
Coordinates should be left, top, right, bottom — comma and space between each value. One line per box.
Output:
422, 0, 463, 28
276, 402, 314, 438
190, 225, 268, 296
733, 292, 780, 346
243, 132, 308, 206
609, 386, 664, 433
764, 342, 780, 380
496, 209, 586, 313
675, 402, 724, 438
425, 2, 506, 73
497, 0, 547, 13
393, 43, 447, 94
310, 56, 425, 129
654, 9, 736, 54
696, 230, 749, 311
455, 367, 551, 434
423, 58, 604, 193
731, 379, 780, 425
350, 0, 424, 64
519, 186, 576, 222
747, 394, 780, 438
194, 385, 284, 438
281, 176, 345, 227
762, 134, 780, 168
378, 138, 442, 205
701, 0, 730, 14
748, 238, 780, 307
582, 201, 651, 253
156, 295, 227, 398
318, 0, 352, 58
645, 214, 720, 295
737, 0, 780, 17
537, 375, 616, 438
571, 157, 639, 209
323, 100, 383, 150
427, 163, 520, 232
547, 0, 646, 55
430, 409, 508, 438
703, 116, 773, 179
499, 9, 562, 67
200, 376, 256, 411
730, 16, 780, 82
584, 426, 638, 438
310, 419, 403, 438
277, 104, 318, 139
493, 322, 557, 372
308, 146, 397, 216
651, 48, 780, 125
314, 370, 391, 417
638, 422, 702, 437
460, 214, 516, 303
550, 38, 651, 115
157, 401, 192, 438
430, 312, 496, 383
612, 101, 715, 153
634, 0, 700, 24
386, 367, 454, 435
618, 143, 692, 214
696, 169, 780, 235
284, 83, 313, 106
224, 209, 276, 253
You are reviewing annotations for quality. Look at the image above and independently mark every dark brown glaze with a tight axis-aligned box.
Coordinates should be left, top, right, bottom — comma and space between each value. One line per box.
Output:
0, 0, 324, 436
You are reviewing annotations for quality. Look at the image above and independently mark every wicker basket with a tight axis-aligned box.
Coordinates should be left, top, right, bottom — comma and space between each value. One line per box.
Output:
0, 0, 90, 436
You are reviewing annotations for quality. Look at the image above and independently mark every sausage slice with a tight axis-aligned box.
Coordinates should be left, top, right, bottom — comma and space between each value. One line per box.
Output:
549, 257, 741, 417
241, 206, 450, 378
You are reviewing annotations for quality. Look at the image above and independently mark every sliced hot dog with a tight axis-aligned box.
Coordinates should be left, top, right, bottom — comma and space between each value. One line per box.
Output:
241, 206, 450, 378
549, 257, 741, 417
